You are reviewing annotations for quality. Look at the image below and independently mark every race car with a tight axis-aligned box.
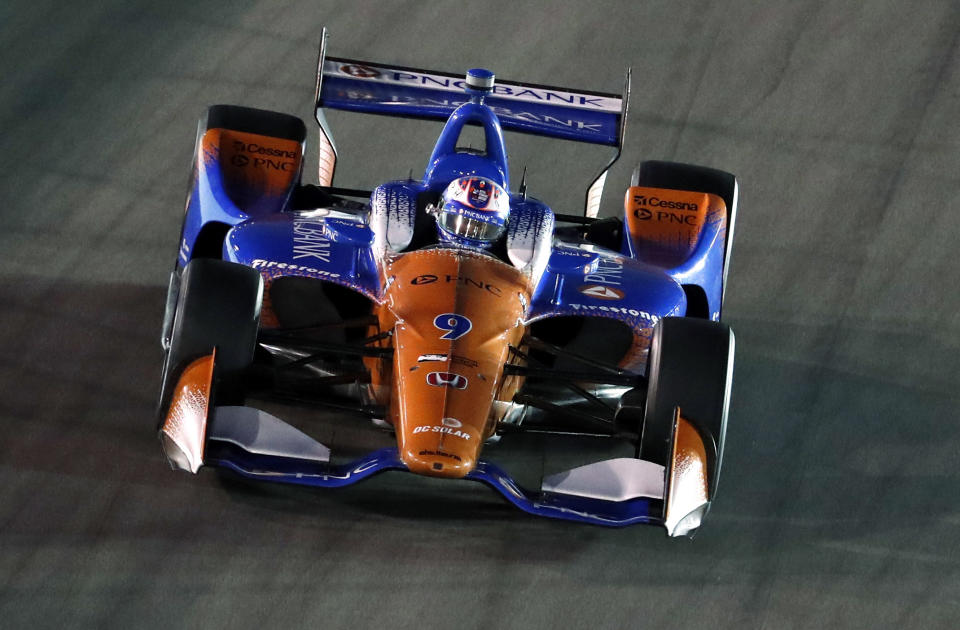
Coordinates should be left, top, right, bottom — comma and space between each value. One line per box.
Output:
157, 32, 737, 537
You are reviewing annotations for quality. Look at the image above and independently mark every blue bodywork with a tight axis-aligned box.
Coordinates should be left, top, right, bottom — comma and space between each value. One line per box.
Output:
172, 64, 729, 528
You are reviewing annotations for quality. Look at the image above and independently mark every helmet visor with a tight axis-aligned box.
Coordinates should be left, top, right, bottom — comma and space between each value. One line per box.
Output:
439, 211, 505, 242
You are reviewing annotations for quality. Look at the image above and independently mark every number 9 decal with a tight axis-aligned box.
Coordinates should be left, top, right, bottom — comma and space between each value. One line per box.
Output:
434, 313, 472, 340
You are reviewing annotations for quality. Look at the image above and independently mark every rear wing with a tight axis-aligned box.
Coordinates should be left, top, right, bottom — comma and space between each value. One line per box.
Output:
313, 29, 631, 216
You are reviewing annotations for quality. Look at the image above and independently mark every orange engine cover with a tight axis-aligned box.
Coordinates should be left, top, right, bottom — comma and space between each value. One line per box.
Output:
380, 248, 531, 478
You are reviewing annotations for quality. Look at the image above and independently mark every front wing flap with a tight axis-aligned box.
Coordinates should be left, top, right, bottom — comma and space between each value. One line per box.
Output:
198, 405, 680, 530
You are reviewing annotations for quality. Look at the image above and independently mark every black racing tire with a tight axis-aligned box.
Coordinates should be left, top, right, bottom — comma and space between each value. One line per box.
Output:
638, 316, 734, 496
159, 259, 263, 412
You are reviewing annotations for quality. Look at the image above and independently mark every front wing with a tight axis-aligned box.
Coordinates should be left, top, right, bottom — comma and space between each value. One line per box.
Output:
173, 404, 709, 534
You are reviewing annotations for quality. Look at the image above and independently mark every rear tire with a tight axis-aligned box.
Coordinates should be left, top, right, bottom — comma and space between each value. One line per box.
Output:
638, 317, 734, 496
159, 259, 263, 411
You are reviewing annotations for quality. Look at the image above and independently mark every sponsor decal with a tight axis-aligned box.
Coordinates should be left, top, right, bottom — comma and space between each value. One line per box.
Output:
326, 60, 621, 111
418, 449, 462, 462
230, 140, 297, 172
409, 274, 502, 296
452, 354, 479, 368
442, 204, 499, 222
292, 219, 332, 262
584, 257, 623, 286
578, 284, 625, 301
415, 354, 476, 367
340, 63, 380, 78
632, 194, 698, 212
441, 417, 462, 428
232, 140, 298, 159
426, 371, 468, 389
251, 259, 339, 278
632, 195, 699, 225
569, 303, 661, 322
434, 313, 473, 340
468, 180, 490, 206
633, 209, 698, 225
413, 425, 472, 440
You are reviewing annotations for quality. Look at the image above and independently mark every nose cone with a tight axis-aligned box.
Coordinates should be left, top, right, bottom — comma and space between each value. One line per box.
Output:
381, 248, 531, 479
396, 366, 490, 478
401, 430, 478, 479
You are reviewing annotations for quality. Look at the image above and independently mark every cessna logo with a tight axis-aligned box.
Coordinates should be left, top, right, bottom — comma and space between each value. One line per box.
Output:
426, 372, 468, 389
409, 274, 502, 296
232, 140, 297, 159
633, 195, 698, 211
578, 284, 625, 301
340, 64, 380, 78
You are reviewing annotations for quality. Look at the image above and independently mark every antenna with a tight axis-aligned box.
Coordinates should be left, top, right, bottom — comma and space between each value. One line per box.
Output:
519, 166, 528, 199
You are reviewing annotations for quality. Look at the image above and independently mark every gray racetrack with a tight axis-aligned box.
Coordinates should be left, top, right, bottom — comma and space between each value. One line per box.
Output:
2, 1, 959, 628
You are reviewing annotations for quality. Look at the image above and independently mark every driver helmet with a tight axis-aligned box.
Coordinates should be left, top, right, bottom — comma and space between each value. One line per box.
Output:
435, 176, 509, 247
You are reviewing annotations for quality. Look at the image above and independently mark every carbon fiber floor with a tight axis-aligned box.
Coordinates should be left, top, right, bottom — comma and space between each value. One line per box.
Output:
2, 1, 959, 628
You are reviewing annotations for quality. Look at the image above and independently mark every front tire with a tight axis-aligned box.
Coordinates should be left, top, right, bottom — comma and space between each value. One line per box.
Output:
159, 259, 263, 411
638, 317, 734, 496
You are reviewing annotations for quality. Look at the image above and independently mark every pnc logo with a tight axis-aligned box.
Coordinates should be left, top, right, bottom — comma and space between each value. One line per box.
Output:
409, 274, 502, 296
633, 207, 652, 220
426, 372, 468, 389
340, 64, 380, 78
578, 285, 625, 301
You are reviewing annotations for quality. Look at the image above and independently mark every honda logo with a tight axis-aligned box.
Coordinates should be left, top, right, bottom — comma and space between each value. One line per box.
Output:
426, 372, 468, 389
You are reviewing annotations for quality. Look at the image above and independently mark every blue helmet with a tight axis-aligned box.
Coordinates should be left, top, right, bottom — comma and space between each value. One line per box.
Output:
435, 176, 509, 247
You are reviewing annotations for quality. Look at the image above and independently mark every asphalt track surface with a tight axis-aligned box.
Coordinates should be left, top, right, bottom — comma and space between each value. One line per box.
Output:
2, 1, 959, 628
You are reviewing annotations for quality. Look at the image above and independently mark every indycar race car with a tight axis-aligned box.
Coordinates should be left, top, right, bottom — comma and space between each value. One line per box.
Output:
158, 32, 737, 537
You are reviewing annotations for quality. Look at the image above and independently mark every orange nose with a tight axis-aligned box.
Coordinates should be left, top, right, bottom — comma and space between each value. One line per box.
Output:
402, 444, 476, 479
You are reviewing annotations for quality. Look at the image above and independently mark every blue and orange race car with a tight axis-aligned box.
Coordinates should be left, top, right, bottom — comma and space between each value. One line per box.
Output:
158, 32, 737, 537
